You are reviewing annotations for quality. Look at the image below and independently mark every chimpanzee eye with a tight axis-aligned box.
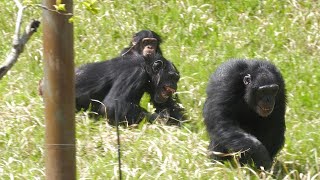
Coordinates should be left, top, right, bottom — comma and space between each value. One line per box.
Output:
243, 74, 251, 85
142, 40, 149, 46
149, 40, 157, 46
142, 38, 157, 46
152, 60, 163, 72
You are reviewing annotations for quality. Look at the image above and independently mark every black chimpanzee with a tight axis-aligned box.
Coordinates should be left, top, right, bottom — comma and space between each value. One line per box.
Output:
120, 30, 162, 57
75, 53, 185, 126
203, 59, 287, 169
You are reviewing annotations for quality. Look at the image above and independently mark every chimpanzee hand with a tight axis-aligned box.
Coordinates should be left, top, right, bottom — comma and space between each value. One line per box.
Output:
148, 109, 170, 124
238, 144, 272, 170
250, 145, 272, 169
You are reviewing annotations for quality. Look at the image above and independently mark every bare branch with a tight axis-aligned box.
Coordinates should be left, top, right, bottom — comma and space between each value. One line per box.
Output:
13, 0, 23, 9
13, 5, 25, 46
0, 1, 71, 80
34, 4, 73, 16
0, 18, 40, 80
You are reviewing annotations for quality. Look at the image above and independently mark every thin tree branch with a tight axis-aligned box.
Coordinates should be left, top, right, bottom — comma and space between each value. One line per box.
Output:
13, 4, 24, 46
0, 0, 72, 80
0, 1, 40, 80
34, 4, 73, 16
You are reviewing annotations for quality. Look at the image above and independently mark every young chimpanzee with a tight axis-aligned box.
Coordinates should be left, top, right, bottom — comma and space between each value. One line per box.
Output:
203, 59, 287, 169
120, 30, 162, 57
75, 53, 185, 126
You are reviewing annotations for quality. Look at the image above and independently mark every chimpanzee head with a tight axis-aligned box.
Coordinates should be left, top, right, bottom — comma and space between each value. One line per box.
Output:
130, 30, 162, 57
243, 67, 280, 117
145, 54, 180, 104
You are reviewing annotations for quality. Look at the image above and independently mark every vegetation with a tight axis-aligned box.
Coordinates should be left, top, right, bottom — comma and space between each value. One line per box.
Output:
0, 0, 319, 179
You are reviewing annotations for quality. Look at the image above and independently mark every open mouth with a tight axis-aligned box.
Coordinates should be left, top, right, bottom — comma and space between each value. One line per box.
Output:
259, 106, 272, 112
258, 105, 273, 117
160, 86, 176, 99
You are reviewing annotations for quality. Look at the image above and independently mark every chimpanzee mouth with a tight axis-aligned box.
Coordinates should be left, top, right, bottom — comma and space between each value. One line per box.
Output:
257, 105, 273, 117
145, 50, 155, 55
160, 86, 176, 99
144, 52, 154, 57
259, 106, 272, 111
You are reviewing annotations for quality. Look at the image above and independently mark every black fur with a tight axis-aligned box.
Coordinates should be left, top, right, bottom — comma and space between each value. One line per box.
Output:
75, 54, 184, 125
203, 59, 286, 169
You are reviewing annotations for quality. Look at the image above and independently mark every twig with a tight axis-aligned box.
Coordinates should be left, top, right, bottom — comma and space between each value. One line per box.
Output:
0, 1, 40, 80
34, 4, 73, 16
13, 0, 23, 40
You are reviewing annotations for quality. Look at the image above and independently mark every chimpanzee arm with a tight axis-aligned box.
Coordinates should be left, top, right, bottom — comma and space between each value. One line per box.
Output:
99, 68, 150, 125
203, 106, 272, 169
263, 110, 286, 159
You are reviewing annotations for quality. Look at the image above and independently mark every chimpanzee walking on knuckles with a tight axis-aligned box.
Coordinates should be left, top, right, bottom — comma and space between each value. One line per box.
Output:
203, 59, 287, 169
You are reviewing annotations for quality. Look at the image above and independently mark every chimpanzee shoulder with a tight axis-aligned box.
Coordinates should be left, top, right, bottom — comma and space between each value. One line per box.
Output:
75, 56, 146, 97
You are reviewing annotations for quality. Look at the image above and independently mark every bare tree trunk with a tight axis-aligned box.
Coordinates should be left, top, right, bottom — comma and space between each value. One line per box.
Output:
42, 0, 76, 179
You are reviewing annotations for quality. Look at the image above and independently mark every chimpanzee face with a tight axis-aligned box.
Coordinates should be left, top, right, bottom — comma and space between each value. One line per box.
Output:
140, 38, 158, 57
243, 72, 279, 117
129, 30, 162, 57
146, 55, 180, 103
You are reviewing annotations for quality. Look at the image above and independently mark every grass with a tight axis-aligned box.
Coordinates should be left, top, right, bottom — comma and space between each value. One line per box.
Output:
0, 0, 320, 179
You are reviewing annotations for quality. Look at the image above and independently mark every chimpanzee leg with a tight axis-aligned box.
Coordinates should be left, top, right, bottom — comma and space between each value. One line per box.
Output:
99, 97, 150, 125
76, 94, 91, 112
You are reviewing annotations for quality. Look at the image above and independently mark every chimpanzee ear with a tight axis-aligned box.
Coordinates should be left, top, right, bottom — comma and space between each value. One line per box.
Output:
131, 37, 138, 46
152, 60, 163, 72
243, 74, 251, 85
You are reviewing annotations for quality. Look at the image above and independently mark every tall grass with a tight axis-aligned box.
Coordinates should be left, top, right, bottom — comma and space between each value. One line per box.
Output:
0, 0, 319, 179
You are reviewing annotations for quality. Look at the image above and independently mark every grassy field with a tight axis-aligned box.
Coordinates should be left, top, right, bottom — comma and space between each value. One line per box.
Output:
0, 0, 320, 179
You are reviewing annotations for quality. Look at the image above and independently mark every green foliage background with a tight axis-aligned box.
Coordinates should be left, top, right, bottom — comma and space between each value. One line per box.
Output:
0, 0, 319, 179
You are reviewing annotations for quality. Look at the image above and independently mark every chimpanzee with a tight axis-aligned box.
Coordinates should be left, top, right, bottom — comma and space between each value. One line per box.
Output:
203, 59, 286, 169
75, 53, 184, 126
120, 30, 162, 57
